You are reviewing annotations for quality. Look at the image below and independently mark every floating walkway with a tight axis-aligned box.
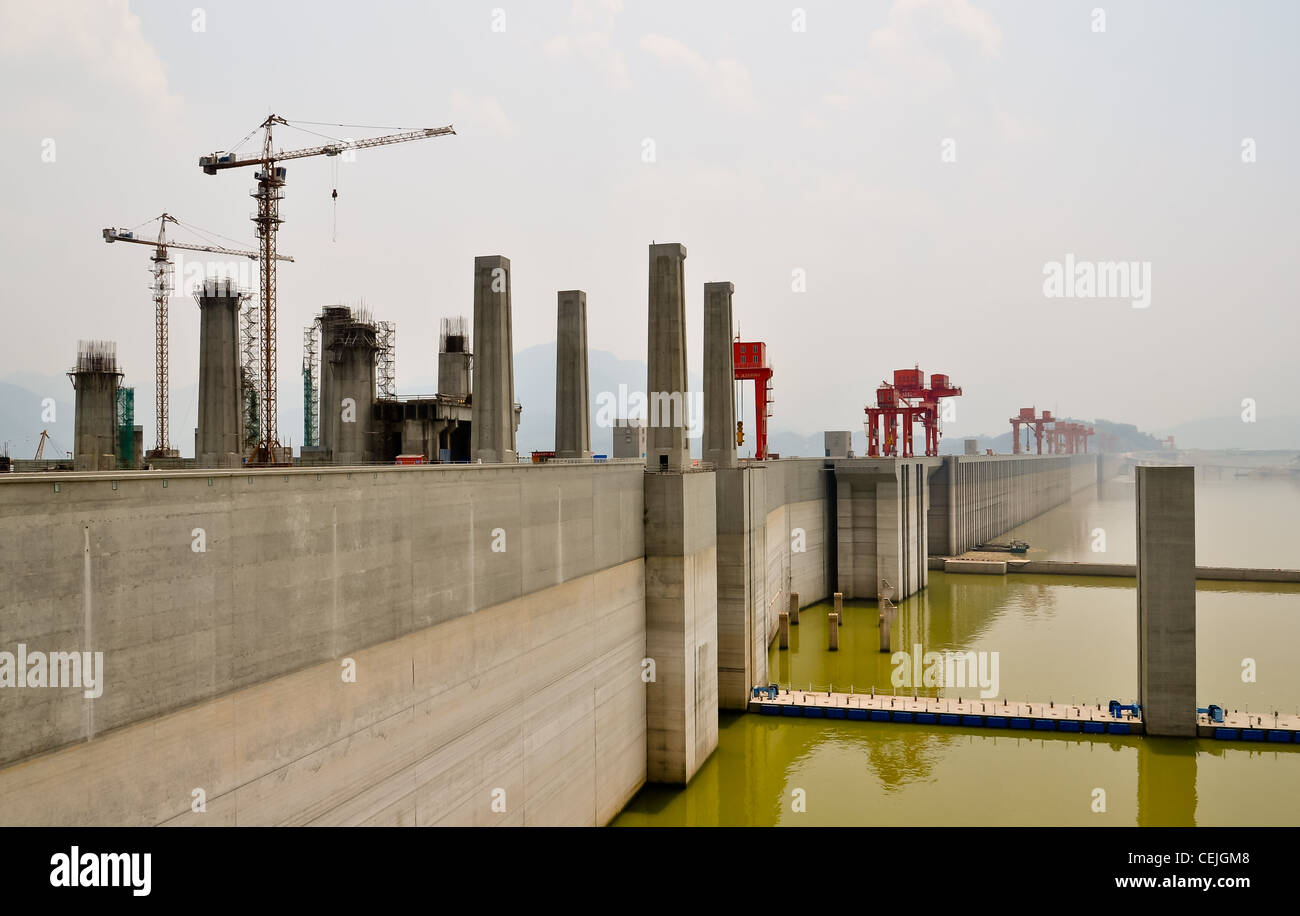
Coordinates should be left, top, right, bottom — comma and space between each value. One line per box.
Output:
749, 690, 1300, 743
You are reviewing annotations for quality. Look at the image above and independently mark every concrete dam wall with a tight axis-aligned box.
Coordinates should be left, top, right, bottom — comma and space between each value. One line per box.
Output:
0, 463, 647, 825
0, 452, 1099, 824
927, 453, 1098, 557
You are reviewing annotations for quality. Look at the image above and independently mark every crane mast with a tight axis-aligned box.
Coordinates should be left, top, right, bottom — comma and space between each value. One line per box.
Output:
102, 214, 293, 458
199, 115, 455, 464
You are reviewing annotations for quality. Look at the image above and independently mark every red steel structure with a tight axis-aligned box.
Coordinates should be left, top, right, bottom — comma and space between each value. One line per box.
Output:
734, 341, 774, 459
1010, 408, 1092, 454
864, 367, 961, 457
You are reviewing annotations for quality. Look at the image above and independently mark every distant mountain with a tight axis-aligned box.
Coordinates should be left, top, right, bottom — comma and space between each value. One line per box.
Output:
0, 379, 75, 460
1155, 415, 1300, 451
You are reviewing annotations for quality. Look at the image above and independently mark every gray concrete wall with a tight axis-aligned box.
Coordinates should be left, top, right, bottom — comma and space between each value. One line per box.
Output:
927, 453, 1097, 556
643, 470, 717, 783
0, 462, 647, 826
835, 458, 936, 600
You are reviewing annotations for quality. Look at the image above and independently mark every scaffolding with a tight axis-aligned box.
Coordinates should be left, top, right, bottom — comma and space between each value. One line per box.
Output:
240, 297, 261, 450
116, 387, 134, 469
302, 323, 320, 447
376, 320, 395, 399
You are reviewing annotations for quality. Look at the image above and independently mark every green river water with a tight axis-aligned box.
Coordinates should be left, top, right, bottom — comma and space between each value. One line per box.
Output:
613, 476, 1300, 826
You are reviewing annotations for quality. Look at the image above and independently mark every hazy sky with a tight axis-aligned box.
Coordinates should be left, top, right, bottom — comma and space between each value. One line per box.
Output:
1, 0, 1296, 448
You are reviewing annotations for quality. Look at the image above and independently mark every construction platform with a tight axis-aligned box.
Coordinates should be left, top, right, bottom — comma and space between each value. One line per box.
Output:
748, 690, 1300, 742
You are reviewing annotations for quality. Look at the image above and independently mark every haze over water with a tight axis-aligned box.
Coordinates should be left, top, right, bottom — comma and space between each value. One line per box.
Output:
614, 477, 1300, 826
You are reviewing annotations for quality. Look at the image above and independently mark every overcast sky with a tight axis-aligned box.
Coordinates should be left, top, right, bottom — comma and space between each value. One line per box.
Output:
1, 0, 1296, 447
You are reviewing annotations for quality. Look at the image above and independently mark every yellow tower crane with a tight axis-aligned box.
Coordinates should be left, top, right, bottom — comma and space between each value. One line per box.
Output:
198, 116, 455, 464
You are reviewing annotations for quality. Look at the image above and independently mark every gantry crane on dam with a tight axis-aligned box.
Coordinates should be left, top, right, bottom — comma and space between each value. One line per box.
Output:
198, 115, 455, 464
102, 213, 293, 457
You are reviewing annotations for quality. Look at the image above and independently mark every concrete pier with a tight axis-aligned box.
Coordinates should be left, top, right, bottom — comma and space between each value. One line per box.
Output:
646, 243, 689, 471
778, 611, 789, 649
1136, 465, 1196, 737
317, 306, 351, 461
833, 591, 843, 623
554, 290, 591, 459
329, 316, 379, 466
437, 316, 471, 398
789, 591, 800, 625
69, 340, 122, 472
471, 255, 517, 464
702, 281, 736, 470
828, 611, 839, 650
195, 278, 244, 468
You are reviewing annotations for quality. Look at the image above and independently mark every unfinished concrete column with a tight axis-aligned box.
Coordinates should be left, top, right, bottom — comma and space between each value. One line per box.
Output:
554, 290, 591, 459
69, 340, 122, 471
828, 612, 840, 651
778, 611, 789, 649
1136, 465, 1196, 737
789, 591, 800, 625
437, 316, 471, 398
834, 591, 843, 624
646, 243, 689, 471
317, 306, 351, 459
703, 281, 736, 469
330, 317, 378, 466
471, 255, 517, 464
196, 278, 244, 468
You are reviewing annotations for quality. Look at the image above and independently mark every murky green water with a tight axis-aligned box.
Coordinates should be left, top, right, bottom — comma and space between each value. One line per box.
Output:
1002, 476, 1300, 567
613, 477, 1300, 826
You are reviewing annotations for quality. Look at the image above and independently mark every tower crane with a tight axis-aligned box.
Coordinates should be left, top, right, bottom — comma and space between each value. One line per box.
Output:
198, 115, 455, 464
102, 213, 293, 457
34, 430, 50, 460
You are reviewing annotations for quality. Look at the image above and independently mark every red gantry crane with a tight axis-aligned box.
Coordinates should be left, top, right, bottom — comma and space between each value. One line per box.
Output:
864, 367, 961, 457
198, 115, 455, 464
103, 213, 294, 457
734, 340, 774, 459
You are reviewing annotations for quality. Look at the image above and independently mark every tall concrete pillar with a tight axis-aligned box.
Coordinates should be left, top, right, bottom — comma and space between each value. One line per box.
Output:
329, 318, 378, 466
1136, 465, 1196, 737
470, 255, 517, 464
196, 279, 243, 468
703, 281, 736, 469
318, 305, 351, 458
646, 243, 689, 471
69, 340, 122, 472
644, 470, 718, 784
554, 290, 591, 459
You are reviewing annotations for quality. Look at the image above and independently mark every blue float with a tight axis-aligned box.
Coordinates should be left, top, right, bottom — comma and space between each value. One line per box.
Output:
1107, 723, 1130, 735
804, 707, 824, 718
760, 705, 779, 716
1214, 728, 1238, 740
826, 707, 846, 719
938, 713, 960, 726
1241, 729, 1266, 742
985, 716, 1007, 728
961, 715, 983, 727
1010, 717, 1031, 729
846, 708, 868, 721
870, 709, 891, 722
1058, 720, 1080, 733
916, 713, 938, 724
780, 706, 802, 717
892, 711, 914, 723
1033, 719, 1055, 731
1083, 721, 1105, 734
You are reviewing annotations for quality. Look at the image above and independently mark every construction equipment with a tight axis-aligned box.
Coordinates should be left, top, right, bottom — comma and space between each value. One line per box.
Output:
102, 214, 293, 457
1108, 700, 1142, 719
734, 340, 773, 459
34, 430, 50, 460
864, 367, 962, 457
751, 684, 779, 700
1197, 705, 1225, 724
199, 116, 455, 464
